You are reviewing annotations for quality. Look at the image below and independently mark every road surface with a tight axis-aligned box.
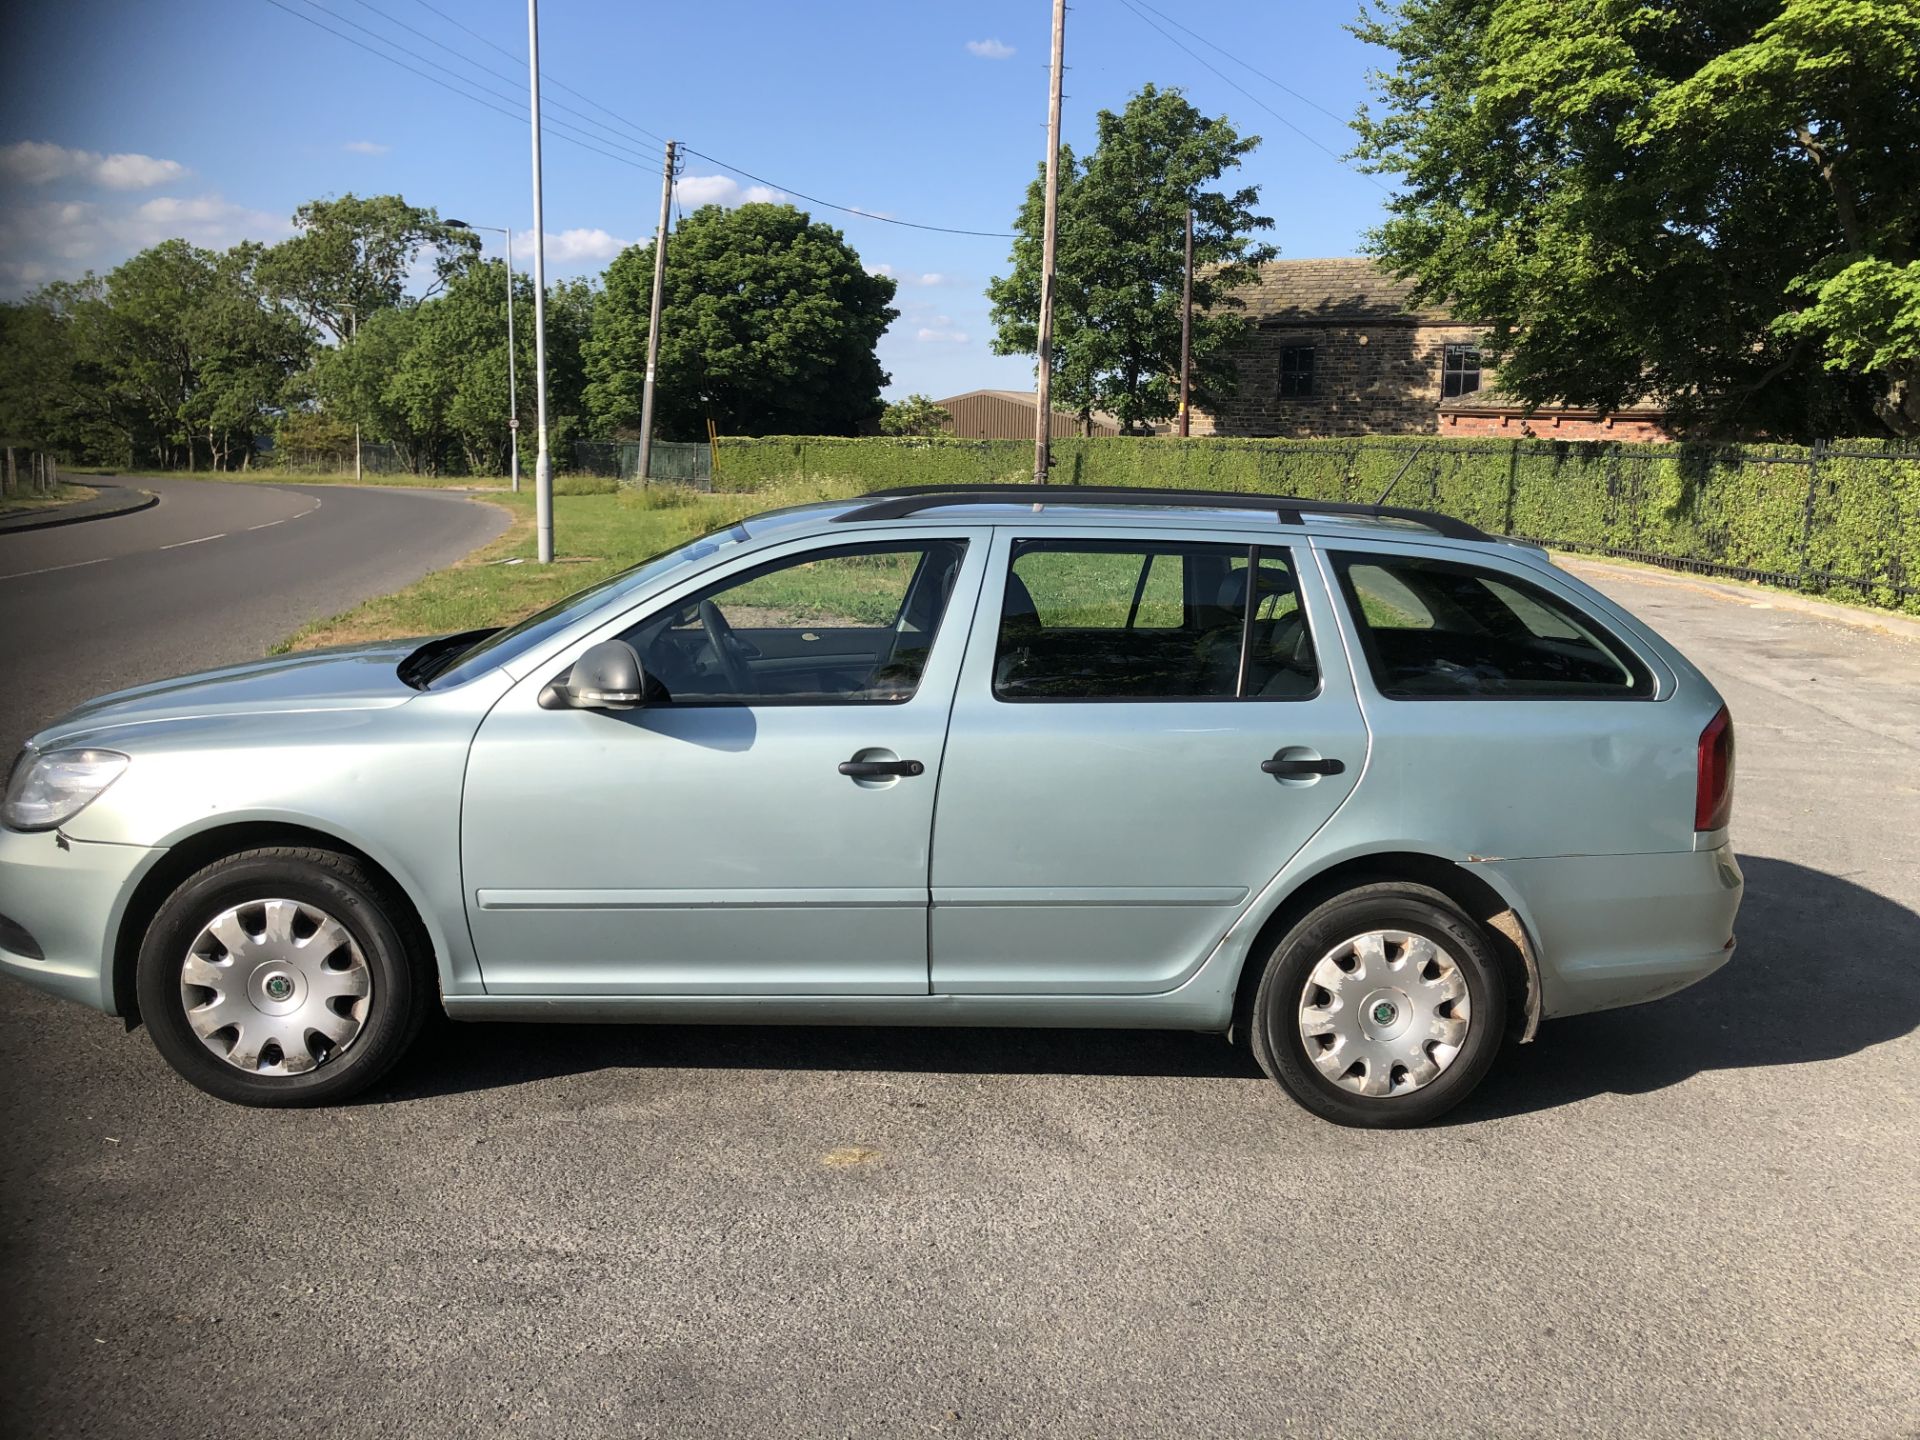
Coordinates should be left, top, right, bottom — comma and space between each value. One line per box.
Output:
0, 475, 509, 754
0, 524, 1915, 1438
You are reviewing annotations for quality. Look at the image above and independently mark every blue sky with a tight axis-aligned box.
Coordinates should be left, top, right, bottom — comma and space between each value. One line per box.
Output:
0, 0, 1394, 399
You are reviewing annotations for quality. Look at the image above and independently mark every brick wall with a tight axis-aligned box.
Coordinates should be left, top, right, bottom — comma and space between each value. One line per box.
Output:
1440, 409, 1673, 442
1191, 319, 1483, 438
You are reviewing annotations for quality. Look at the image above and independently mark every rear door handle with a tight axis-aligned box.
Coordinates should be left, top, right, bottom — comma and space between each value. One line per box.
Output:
1261, 754, 1345, 777
838, 758, 925, 779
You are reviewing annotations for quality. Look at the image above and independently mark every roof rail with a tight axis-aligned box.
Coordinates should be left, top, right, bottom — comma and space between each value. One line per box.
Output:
832, 484, 1491, 541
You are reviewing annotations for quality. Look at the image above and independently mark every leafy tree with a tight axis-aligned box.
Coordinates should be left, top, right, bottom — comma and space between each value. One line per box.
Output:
988, 84, 1276, 433
879, 393, 953, 435
257, 193, 479, 344
0, 289, 93, 459
29, 241, 309, 470
1352, 0, 1920, 438
585, 203, 897, 439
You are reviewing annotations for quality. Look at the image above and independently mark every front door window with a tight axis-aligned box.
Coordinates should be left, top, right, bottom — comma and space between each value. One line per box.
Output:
623, 541, 968, 705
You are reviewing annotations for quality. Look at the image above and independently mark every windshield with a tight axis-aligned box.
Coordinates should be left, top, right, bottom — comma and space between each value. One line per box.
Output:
425, 522, 755, 688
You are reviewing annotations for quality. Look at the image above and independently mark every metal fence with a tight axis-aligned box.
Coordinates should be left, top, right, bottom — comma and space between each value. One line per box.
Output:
572, 439, 712, 488
268, 443, 412, 475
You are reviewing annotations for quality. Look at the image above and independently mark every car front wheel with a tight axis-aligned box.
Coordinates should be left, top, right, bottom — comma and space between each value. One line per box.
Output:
136, 846, 431, 1107
1250, 883, 1506, 1128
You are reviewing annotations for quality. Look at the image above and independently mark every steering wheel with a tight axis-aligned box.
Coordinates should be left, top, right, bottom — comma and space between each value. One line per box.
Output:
698, 599, 756, 696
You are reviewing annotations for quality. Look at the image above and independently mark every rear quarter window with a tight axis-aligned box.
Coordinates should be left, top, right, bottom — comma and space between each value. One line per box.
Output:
1333, 552, 1654, 700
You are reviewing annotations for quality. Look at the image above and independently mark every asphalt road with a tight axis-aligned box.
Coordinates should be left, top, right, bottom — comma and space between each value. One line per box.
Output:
1, 524, 1917, 1439
0, 475, 509, 754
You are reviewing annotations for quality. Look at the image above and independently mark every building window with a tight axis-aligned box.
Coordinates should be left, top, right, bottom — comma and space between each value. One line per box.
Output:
1279, 346, 1315, 397
1443, 343, 1482, 398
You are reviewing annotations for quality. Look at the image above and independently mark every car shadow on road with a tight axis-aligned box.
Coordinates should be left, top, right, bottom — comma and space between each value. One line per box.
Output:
378, 854, 1918, 1115
1456, 854, 1920, 1121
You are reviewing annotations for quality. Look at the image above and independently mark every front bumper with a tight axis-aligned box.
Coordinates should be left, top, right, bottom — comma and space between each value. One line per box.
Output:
1482, 844, 1744, 1020
0, 826, 162, 1015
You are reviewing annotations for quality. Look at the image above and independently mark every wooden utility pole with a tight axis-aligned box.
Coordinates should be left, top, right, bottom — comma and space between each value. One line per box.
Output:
1032, 0, 1067, 484
638, 138, 678, 484
1178, 205, 1194, 438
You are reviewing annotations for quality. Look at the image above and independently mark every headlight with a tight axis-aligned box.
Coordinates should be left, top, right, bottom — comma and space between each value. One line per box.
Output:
3, 749, 130, 831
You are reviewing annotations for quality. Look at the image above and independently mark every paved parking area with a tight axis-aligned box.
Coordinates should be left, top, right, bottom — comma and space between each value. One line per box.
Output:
2, 557, 1916, 1439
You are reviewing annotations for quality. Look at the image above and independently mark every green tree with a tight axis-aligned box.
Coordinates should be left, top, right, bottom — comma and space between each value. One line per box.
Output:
878, 393, 953, 436
1352, 0, 1920, 438
257, 193, 479, 345
44, 241, 309, 470
988, 84, 1276, 433
585, 203, 898, 439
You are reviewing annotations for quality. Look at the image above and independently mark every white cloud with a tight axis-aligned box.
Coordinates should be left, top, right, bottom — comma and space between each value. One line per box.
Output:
0, 192, 289, 295
867, 264, 948, 288
916, 326, 971, 344
0, 141, 187, 190
966, 38, 1016, 59
343, 140, 391, 156
673, 173, 783, 209
525, 227, 627, 264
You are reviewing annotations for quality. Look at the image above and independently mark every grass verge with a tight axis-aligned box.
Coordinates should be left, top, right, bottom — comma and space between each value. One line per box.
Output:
0, 482, 96, 515
280, 478, 861, 652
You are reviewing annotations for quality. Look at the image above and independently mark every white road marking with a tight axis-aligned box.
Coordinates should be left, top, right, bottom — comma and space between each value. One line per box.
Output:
0, 555, 111, 582
249, 498, 323, 530
159, 533, 225, 550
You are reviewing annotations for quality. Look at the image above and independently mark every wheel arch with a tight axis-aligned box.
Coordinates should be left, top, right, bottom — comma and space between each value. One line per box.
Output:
1228, 850, 1542, 1046
112, 819, 444, 1028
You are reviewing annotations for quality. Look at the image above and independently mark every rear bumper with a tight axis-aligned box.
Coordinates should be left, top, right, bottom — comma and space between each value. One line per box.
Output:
0, 827, 160, 1015
1482, 845, 1743, 1020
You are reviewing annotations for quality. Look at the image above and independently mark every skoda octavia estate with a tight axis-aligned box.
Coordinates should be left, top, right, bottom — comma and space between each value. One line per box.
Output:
0, 485, 1741, 1126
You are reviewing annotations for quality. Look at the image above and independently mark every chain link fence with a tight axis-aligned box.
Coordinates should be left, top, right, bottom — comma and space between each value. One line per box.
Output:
572, 439, 712, 488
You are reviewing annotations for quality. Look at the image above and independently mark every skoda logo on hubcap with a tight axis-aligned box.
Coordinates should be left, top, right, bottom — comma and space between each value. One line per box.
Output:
1371, 1001, 1397, 1025
264, 974, 293, 1001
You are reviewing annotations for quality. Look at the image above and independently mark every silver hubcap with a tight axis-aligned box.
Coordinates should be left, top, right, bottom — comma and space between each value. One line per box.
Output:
1297, 929, 1471, 1098
180, 899, 372, 1076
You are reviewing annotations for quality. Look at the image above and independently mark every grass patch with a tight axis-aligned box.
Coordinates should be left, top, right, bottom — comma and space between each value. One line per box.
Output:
0, 482, 96, 515
281, 477, 862, 652
214, 470, 518, 490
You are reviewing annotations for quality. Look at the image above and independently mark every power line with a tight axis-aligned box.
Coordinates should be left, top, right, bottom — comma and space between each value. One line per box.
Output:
263, 0, 1015, 240
409, 0, 671, 150
290, 0, 659, 168
259, 0, 656, 173
1113, 0, 1391, 194
1124, 0, 1351, 127
678, 145, 1013, 238
342, 0, 671, 159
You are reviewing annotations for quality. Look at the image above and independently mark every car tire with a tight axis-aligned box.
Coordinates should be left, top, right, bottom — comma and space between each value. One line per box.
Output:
136, 846, 432, 1107
1249, 883, 1505, 1128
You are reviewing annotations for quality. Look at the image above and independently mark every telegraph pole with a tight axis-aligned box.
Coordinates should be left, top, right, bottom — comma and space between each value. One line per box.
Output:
1032, 0, 1066, 484
637, 138, 677, 484
1178, 205, 1194, 438
526, 0, 554, 562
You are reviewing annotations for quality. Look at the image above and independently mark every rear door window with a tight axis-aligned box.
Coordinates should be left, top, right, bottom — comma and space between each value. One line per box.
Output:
1333, 552, 1653, 699
994, 540, 1317, 700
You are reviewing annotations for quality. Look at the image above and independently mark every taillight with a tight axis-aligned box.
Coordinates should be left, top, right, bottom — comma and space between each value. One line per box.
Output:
1695, 705, 1734, 832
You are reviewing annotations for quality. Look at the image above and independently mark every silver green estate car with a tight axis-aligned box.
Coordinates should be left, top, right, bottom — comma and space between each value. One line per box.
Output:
0, 485, 1741, 1126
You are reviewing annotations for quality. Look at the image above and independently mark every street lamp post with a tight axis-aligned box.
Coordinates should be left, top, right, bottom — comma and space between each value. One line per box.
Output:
526, 0, 553, 563
447, 220, 521, 494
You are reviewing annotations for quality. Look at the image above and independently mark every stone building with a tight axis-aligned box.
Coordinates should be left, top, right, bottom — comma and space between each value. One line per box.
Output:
1191, 258, 1671, 442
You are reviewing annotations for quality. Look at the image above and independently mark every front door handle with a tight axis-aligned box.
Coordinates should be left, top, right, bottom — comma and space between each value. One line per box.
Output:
839, 757, 925, 779
1261, 753, 1345, 777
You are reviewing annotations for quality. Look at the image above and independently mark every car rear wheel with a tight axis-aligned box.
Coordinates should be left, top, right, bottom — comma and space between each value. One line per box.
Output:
136, 846, 431, 1107
1250, 883, 1505, 1128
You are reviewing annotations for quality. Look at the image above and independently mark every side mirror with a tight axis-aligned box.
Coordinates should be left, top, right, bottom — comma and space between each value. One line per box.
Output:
540, 639, 647, 711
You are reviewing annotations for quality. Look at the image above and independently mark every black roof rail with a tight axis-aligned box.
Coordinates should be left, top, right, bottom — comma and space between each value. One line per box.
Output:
832, 484, 1491, 541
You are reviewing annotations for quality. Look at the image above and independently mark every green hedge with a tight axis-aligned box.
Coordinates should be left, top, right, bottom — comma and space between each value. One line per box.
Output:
712, 434, 1920, 614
